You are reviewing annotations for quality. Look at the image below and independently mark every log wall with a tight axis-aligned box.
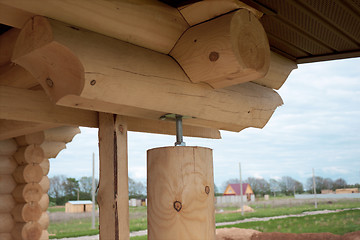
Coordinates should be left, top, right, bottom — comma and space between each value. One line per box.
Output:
0, 126, 80, 239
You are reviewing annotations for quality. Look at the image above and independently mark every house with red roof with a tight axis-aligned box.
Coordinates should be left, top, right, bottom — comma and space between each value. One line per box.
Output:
223, 183, 254, 201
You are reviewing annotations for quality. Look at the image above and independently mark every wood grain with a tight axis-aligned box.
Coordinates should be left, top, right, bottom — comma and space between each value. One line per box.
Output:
11, 222, 42, 240
98, 113, 130, 240
12, 164, 43, 183
0, 213, 15, 233
12, 183, 43, 203
0, 195, 15, 213
13, 145, 44, 165
147, 147, 215, 240
11, 202, 42, 222
0, 156, 17, 174
0, 139, 17, 156
0, 175, 16, 194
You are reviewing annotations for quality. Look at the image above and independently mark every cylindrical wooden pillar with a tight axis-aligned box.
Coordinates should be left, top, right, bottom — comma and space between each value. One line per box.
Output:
147, 146, 215, 240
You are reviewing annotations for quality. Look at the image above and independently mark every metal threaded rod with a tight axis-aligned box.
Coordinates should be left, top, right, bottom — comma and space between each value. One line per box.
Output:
175, 115, 185, 146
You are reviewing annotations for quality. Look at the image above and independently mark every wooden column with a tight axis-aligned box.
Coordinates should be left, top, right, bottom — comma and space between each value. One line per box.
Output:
147, 146, 215, 240
98, 113, 129, 240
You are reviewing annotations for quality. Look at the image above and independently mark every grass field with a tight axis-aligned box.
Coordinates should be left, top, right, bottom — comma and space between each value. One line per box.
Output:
48, 199, 360, 239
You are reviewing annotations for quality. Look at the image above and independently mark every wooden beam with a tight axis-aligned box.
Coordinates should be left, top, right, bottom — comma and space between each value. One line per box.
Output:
0, 86, 221, 139
12, 16, 282, 131
0, 120, 58, 141
98, 113, 129, 240
0, 28, 21, 66
178, 0, 263, 26
0, 3, 34, 29
0, 64, 39, 89
0, 0, 188, 54
171, 9, 270, 88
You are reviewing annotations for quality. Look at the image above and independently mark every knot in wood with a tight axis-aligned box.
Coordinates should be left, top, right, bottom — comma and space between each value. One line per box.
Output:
46, 78, 54, 88
205, 186, 210, 195
118, 125, 124, 133
90, 79, 96, 86
209, 52, 219, 62
173, 201, 182, 212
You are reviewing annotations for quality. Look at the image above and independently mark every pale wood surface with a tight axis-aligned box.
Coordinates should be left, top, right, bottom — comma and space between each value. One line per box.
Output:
12, 16, 282, 131
39, 158, 50, 176
98, 113, 130, 240
0, 63, 39, 89
38, 211, 49, 230
171, 9, 270, 89
0, 213, 15, 233
0, 139, 17, 156
12, 164, 43, 183
11, 222, 42, 240
0, 233, 12, 240
0, 156, 17, 174
12, 183, 43, 203
13, 145, 44, 165
0, 28, 20, 65
40, 141, 66, 159
11, 202, 42, 222
0, 119, 57, 141
179, 0, 263, 26
0, 86, 221, 138
38, 193, 49, 212
147, 147, 215, 240
39, 176, 50, 193
39, 230, 49, 240
0, 194, 15, 213
0, 3, 33, 29
252, 51, 298, 90
0, 0, 188, 54
19, 126, 81, 144
0, 175, 16, 194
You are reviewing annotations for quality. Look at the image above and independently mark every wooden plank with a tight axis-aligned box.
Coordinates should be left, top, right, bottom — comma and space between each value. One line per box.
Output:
170, 9, 270, 88
179, 0, 263, 26
0, 119, 58, 141
0, 86, 221, 138
147, 146, 215, 240
12, 16, 283, 131
0, 0, 188, 54
0, 28, 21, 65
98, 113, 129, 240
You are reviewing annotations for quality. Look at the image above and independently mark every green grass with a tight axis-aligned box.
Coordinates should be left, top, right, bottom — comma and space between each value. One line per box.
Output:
218, 210, 360, 235
215, 200, 360, 223
49, 200, 360, 238
48, 206, 65, 213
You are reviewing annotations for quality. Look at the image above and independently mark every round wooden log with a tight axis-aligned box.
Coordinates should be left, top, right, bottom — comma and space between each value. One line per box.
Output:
12, 183, 43, 203
38, 193, 49, 212
0, 233, 12, 240
16, 126, 80, 145
41, 141, 66, 158
0, 156, 17, 174
12, 222, 42, 240
39, 158, 50, 176
147, 146, 215, 240
0, 194, 16, 213
170, 9, 270, 89
39, 176, 50, 193
38, 211, 49, 230
12, 164, 43, 183
39, 230, 49, 240
11, 202, 42, 222
13, 145, 44, 165
0, 139, 17, 156
0, 213, 15, 233
0, 174, 16, 194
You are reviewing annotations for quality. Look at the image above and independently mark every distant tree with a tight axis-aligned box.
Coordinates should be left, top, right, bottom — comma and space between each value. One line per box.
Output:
63, 177, 80, 198
333, 178, 347, 190
129, 177, 146, 198
269, 179, 281, 196
322, 178, 334, 190
306, 176, 325, 193
245, 177, 269, 196
79, 176, 92, 193
294, 180, 304, 194
279, 176, 297, 195
49, 175, 66, 199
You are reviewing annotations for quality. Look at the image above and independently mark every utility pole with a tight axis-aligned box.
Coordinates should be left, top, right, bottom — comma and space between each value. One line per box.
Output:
312, 168, 317, 209
239, 162, 244, 216
92, 152, 96, 229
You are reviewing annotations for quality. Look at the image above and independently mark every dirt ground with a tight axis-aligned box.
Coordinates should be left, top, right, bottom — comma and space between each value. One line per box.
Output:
216, 228, 360, 240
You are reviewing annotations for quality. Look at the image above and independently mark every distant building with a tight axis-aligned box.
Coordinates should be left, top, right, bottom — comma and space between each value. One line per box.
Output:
65, 200, 93, 213
335, 188, 359, 194
223, 183, 254, 201
321, 189, 334, 194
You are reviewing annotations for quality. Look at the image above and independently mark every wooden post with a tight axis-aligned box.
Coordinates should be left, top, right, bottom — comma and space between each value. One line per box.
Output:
98, 113, 129, 240
147, 146, 215, 240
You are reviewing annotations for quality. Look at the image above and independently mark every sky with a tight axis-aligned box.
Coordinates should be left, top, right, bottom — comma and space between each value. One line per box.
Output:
49, 57, 360, 191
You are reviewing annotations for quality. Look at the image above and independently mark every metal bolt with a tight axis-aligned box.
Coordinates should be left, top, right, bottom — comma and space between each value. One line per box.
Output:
90, 80, 96, 86
209, 52, 219, 62
173, 201, 182, 212
205, 186, 210, 195
46, 78, 54, 88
